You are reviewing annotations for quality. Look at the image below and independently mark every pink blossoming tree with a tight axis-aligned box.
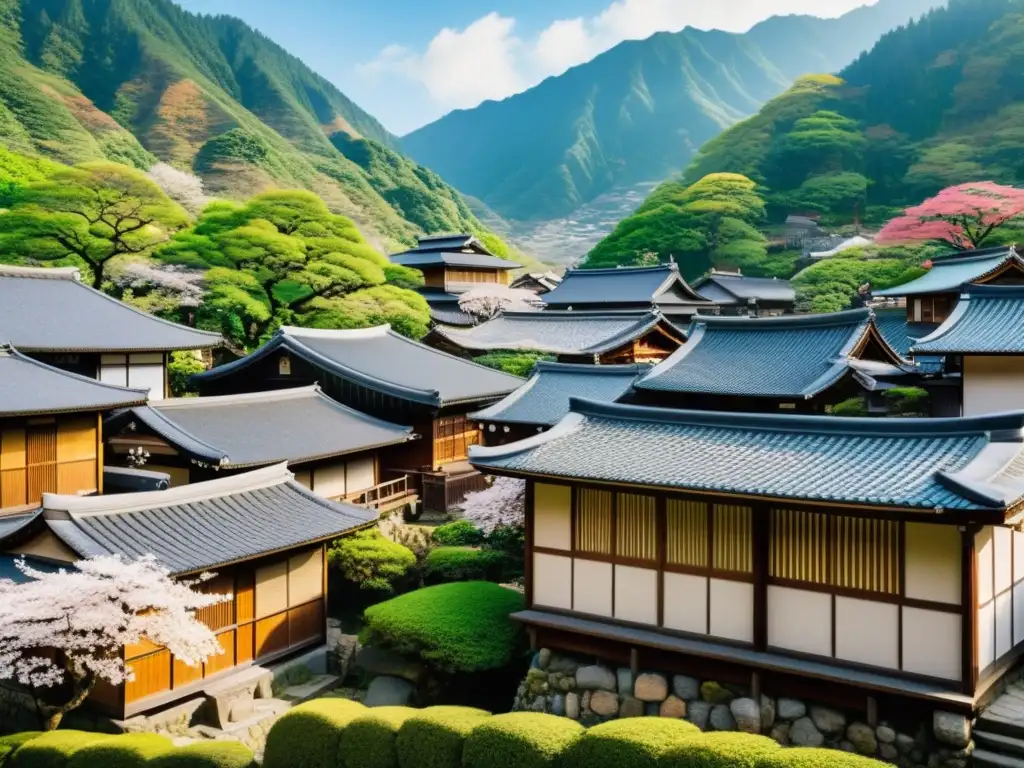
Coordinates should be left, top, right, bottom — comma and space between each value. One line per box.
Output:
460, 477, 525, 534
877, 181, 1024, 250
0, 555, 227, 730
458, 285, 542, 322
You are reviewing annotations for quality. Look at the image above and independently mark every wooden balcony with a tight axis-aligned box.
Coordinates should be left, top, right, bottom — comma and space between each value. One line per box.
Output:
421, 469, 488, 513
343, 476, 417, 513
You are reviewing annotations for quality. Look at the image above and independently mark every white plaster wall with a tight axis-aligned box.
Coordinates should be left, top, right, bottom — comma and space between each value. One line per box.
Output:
663, 573, 707, 635
963, 356, 1024, 416
998, 591, 1014, 660
312, 461, 347, 498
346, 456, 376, 492
768, 586, 831, 657
905, 523, 960, 605
979, 601, 995, 672
573, 559, 613, 617
902, 607, 961, 681
978, 527, 994, 603
128, 364, 166, 400
534, 484, 571, 550
1015, 531, 1024, 645
835, 597, 899, 669
614, 566, 658, 625
710, 579, 753, 643
996, 527, 1013, 594
533, 553, 572, 610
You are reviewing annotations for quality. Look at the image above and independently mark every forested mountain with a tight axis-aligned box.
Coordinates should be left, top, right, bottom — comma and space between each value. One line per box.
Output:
0, 0, 513, 253
588, 0, 1017, 272
401, 0, 939, 223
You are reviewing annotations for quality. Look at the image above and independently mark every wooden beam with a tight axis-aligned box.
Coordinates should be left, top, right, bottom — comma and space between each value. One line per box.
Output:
525, 480, 536, 609
753, 504, 769, 652
630, 647, 639, 678
962, 525, 979, 696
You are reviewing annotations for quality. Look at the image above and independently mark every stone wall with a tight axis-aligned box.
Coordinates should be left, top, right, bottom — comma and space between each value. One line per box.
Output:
513, 649, 972, 768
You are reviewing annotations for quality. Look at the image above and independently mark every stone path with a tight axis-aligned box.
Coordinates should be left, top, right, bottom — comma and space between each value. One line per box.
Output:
976, 682, 1024, 767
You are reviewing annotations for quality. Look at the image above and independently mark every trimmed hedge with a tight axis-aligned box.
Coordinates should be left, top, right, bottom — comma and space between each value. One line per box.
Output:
147, 742, 255, 768
328, 530, 416, 593
395, 706, 490, 768
263, 698, 367, 768
425, 547, 507, 584
67, 734, 173, 768
662, 732, 781, 768
431, 521, 484, 547
339, 707, 418, 768
559, 718, 701, 768
362, 582, 525, 673
760, 748, 888, 767
10, 731, 110, 768
463, 713, 584, 768
0, 734, 40, 768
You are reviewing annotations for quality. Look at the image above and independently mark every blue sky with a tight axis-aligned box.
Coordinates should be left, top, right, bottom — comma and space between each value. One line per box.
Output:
174, 0, 879, 136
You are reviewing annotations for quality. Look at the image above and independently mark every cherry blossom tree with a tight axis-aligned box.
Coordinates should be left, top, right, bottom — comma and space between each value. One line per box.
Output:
460, 477, 525, 534
146, 163, 211, 216
877, 181, 1024, 250
458, 285, 543, 322
0, 555, 227, 730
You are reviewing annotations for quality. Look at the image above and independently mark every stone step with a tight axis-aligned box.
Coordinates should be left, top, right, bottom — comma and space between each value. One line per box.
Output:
974, 748, 1024, 768
978, 712, 1024, 740
976, 730, 1024, 759
279, 674, 341, 704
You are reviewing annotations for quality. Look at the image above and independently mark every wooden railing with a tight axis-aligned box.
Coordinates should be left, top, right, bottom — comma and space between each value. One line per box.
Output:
344, 476, 412, 509
422, 471, 489, 513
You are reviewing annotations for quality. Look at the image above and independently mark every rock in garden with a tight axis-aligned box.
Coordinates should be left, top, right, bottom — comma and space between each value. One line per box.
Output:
576, 664, 617, 691
660, 695, 687, 719
538, 648, 552, 669
620, 696, 644, 718
760, 696, 776, 729
847, 722, 878, 755
617, 667, 633, 695
581, 691, 592, 712
355, 647, 427, 684
548, 655, 582, 675
810, 705, 846, 735
933, 711, 970, 748
876, 725, 896, 744
558, 677, 575, 692
895, 733, 915, 754
673, 675, 700, 701
566, 693, 580, 720
777, 698, 806, 721
879, 743, 898, 761
700, 681, 735, 704
635, 673, 669, 702
364, 676, 415, 707
551, 694, 566, 717
644, 702, 660, 717
770, 723, 791, 745
840, 741, 855, 753
790, 717, 825, 747
730, 698, 761, 734
530, 696, 546, 712
688, 701, 713, 730
590, 690, 619, 717
710, 704, 736, 731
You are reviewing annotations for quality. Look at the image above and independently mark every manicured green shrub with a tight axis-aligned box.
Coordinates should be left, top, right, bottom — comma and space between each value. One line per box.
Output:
661, 732, 780, 768
328, 530, 416, 593
560, 718, 701, 768
339, 706, 418, 768
10, 731, 111, 768
0, 734, 40, 768
396, 706, 490, 768
425, 547, 508, 583
147, 742, 255, 768
362, 582, 525, 673
885, 386, 929, 416
67, 734, 172, 768
759, 748, 888, 767
463, 712, 583, 768
263, 698, 367, 768
431, 520, 484, 547
831, 397, 868, 417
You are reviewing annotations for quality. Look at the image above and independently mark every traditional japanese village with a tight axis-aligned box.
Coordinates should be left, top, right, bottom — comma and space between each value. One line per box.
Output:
3, 2, 1024, 768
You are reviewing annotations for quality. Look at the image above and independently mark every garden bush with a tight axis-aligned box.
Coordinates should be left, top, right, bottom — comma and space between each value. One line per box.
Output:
760, 748, 888, 767
339, 707, 418, 768
559, 718, 700, 768
831, 397, 868, 417
463, 713, 583, 768
0, 734, 40, 768
395, 706, 490, 768
425, 547, 508, 584
328, 530, 416, 593
362, 581, 525, 673
662, 732, 780, 768
67, 734, 172, 768
431, 521, 484, 547
10, 731, 110, 768
263, 698, 367, 768
148, 742, 255, 768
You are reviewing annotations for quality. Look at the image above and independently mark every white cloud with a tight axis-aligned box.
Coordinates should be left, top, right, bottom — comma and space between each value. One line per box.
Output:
362, 0, 877, 124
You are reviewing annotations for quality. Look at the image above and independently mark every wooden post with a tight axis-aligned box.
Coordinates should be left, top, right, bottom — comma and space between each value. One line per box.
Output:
750, 671, 762, 731
962, 525, 979, 696
525, 480, 536, 608
528, 627, 538, 652
753, 504, 770, 652
866, 696, 878, 728
630, 647, 640, 679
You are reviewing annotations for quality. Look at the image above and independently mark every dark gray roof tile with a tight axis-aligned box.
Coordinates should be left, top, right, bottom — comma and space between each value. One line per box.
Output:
874, 247, 1021, 297
912, 286, 1024, 354
543, 264, 709, 307
693, 272, 795, 305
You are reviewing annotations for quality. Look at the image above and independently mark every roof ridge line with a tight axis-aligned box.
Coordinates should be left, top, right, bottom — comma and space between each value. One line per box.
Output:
280, 324, 390, 339
2, 344, 151, 397
127, 405, 229, 464
694, 308, 872, 330
0, 265, 81, 280
153, 384, 321, 409
533, 361, 654, 374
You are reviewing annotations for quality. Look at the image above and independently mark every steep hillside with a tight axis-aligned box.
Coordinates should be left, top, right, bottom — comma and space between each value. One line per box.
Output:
401, 0, 939, 223
0, 0, 512, 252
588, 0, 1016, 271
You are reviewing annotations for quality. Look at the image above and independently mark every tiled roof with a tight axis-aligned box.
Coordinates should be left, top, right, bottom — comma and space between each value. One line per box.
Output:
542, 264, 709, 308
636, 309, 900, 399
430, 310, 684, 356
390, 252, 519, 270
0, 265, 222, 352
192, 325, 522, 407
108, 385, 412, 468
417, 288, 476, 327
873, 247, 1021, 297
912, 286, 1024, 354
693, 272, 795, 305
471, 362, 648, 427
873, 310, 938, 358
0, 345, 148, 417
399, 234, 480, 253
470, 399, 1024, 512
23, 464, 375, 575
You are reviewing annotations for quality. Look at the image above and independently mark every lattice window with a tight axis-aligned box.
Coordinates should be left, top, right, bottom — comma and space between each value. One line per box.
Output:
575, 488, 612, 555
713, 504, 753, 573
616, 493, 656, 561
666, 499, 707, 567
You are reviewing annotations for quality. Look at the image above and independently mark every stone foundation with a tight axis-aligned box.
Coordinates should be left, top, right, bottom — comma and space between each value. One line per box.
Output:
512, 649, 972, 768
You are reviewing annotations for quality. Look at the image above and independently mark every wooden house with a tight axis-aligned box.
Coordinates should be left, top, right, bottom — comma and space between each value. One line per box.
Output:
541, 264, 715, 322
191, 326, 522, 512
632, 309, 913, 414
104, 386, 417, 512
0, 344, 147, 514
0, 463, 375, 718
911, 286, 1024, 416
511, 272, 562, 295
469, 399, 1024, 717
472, 362, 648, 446
692, 270, 795, 317
426, 310, 686, 365
0, 265, 222, 400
